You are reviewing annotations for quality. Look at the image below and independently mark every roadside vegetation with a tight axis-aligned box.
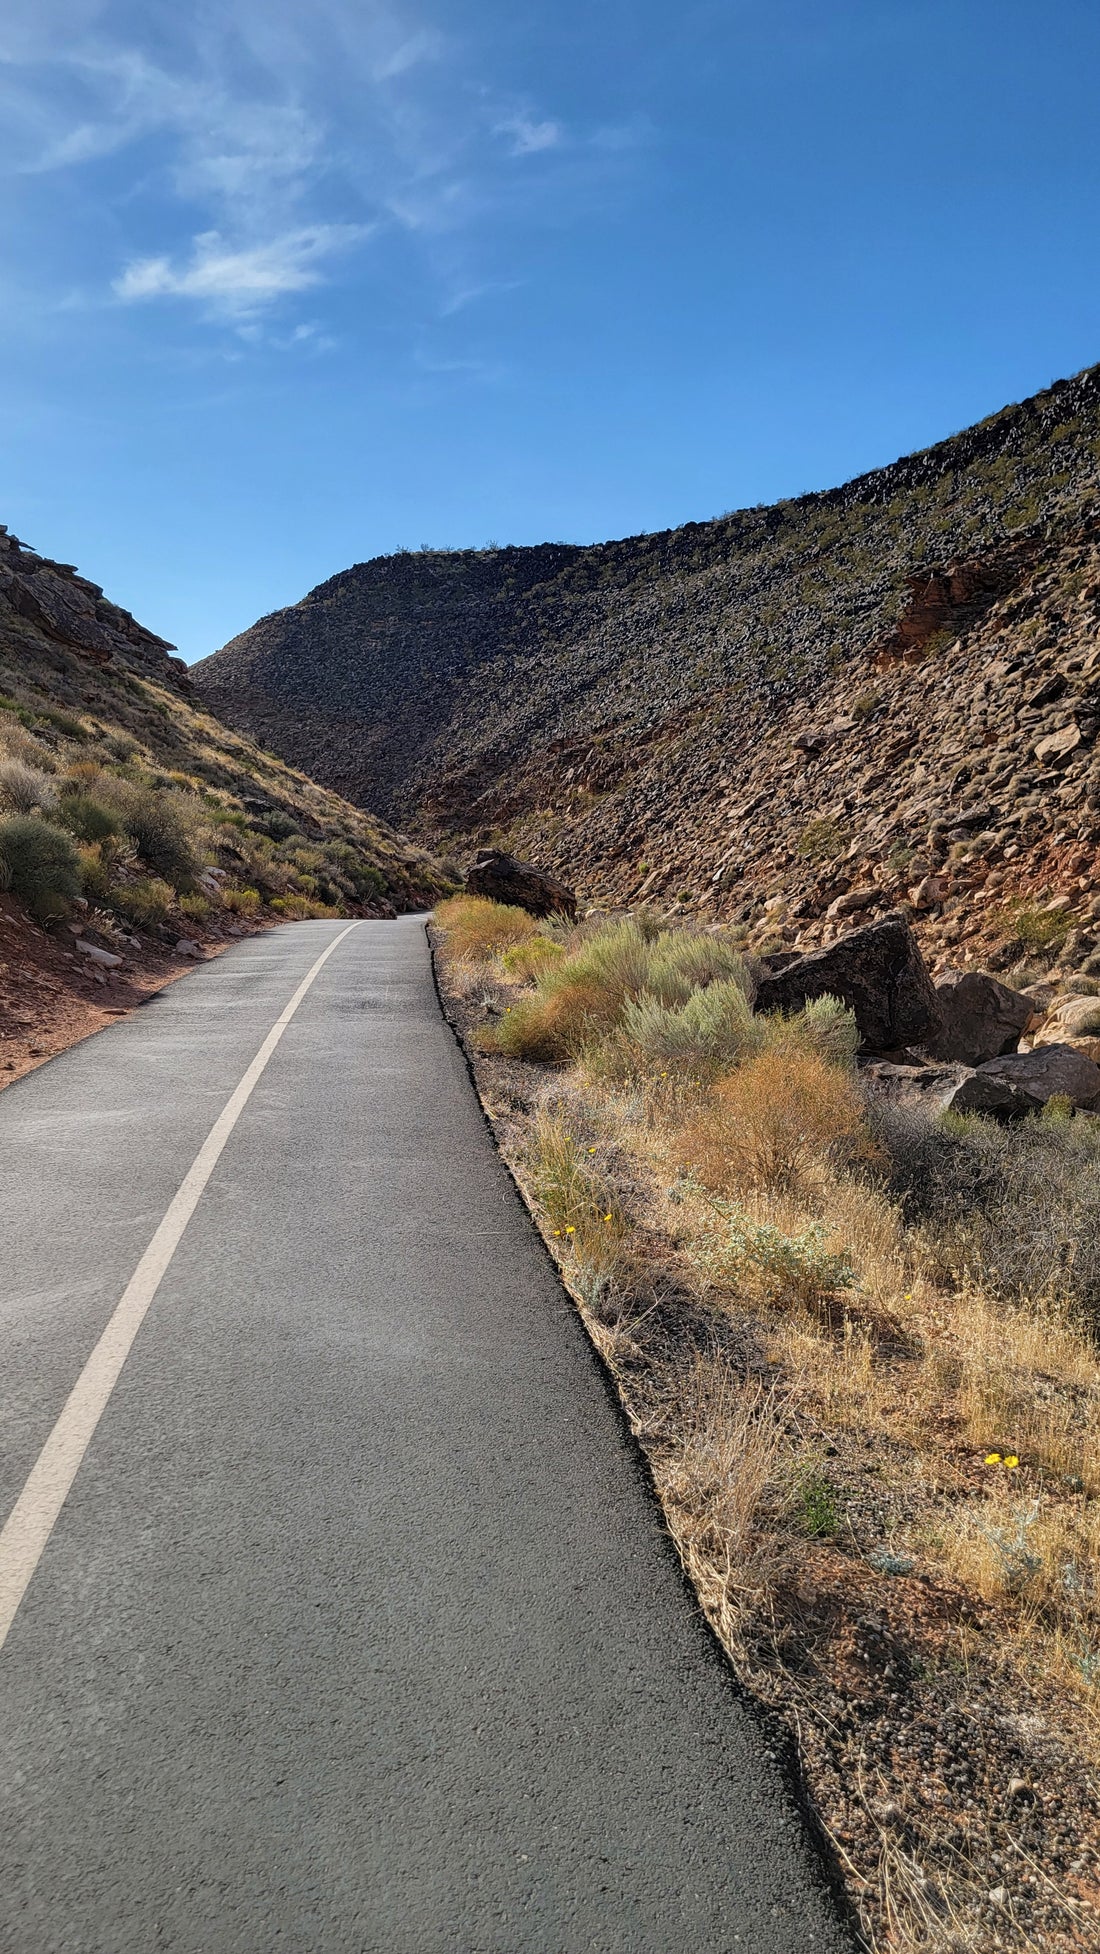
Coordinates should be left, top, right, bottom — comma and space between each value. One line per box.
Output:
435, 894, 1100, 1954
0, 665, 449, 946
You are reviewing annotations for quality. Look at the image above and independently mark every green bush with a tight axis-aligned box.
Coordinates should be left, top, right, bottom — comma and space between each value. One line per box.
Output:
106, 782, 199, 887
110, 877, 174, 928
611, 978, 761, 1079
0, 815, 82, 921
57, 793, 122, 843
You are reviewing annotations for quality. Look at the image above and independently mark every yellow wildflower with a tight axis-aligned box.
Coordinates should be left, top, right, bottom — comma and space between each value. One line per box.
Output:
984, 1453, 1002, 1465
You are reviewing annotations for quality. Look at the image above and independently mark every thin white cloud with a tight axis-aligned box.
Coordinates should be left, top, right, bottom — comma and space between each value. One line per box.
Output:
113, 225, 367, 317
497, 114, 564, 157
0, 1, 624, 349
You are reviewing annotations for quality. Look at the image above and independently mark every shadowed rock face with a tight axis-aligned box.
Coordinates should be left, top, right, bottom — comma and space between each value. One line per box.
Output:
925, 970, 1034, 1066
465, 851, 577, 920
754, 916, 942, 1053
950, 1044, 1100, 1115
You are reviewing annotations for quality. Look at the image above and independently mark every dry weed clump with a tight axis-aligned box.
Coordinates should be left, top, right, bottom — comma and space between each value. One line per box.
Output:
684, 1048, 874, 1193
521, 1109, 632, 1317
434, 893, 539, 961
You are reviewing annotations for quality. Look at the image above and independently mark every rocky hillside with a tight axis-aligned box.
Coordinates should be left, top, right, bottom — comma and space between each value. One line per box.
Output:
0, 524, 449, 1082
196, 363, 1100, 977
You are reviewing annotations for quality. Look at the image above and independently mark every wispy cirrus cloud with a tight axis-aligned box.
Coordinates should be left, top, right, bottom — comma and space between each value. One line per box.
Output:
0, 1, 636, 344
113, 224, 367, 317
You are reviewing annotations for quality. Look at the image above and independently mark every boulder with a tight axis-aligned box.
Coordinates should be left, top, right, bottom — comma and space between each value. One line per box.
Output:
860, 1060, 972, 1111
753, 915, 943, 1053
924, 969, 1034, 1066
949, 1044, 1100, 1116
75, 939, 122, 969
465, 850, 577, 920
1032, 994, 1100, 1065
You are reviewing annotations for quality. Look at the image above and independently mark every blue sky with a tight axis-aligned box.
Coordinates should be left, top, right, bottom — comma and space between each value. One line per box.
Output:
4, 0, 1100, 662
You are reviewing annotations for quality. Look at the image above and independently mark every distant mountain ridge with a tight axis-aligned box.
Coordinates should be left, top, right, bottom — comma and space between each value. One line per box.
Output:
195, 363, 1100, 975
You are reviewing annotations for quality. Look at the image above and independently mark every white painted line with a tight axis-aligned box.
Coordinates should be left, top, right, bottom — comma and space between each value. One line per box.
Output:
0, 922, 359, 1655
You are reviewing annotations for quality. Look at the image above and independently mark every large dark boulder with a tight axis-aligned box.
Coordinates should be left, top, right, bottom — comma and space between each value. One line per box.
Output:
465, 850, 577, 920
754, 916, 942, 1053
949, 1044, 1100, 1116
924, 969, 1034, 1066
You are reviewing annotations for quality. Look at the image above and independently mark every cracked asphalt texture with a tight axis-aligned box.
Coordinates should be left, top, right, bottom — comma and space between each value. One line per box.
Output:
0, 917, 851, 1952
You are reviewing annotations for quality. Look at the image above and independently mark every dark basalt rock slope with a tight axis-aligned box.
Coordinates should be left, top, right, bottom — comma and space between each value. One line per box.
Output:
194, 363, 1100, 928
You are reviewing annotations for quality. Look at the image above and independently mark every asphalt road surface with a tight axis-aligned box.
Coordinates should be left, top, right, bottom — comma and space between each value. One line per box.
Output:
0, 918, 851, 1953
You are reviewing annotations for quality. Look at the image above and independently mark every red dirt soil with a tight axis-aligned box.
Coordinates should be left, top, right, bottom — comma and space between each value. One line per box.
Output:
0, 894, 266, 1090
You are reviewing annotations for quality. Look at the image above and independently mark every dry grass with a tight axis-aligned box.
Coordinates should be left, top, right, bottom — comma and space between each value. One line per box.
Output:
684, 1047, 874, 1192
434, 893, 540, 961
436, 905, 1100, 1953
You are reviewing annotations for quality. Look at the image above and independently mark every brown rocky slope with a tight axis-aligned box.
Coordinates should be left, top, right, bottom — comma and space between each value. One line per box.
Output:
0, 525, 450, 1081
196, 363, 1100, 972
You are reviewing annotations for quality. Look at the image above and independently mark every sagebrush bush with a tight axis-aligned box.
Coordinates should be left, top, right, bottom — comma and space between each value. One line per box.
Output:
609, 978, 761, 1079
0, 757, 58, 815
110, 876, 174, 928
487, 917, 752, 1064
690, 1203, 858, 1310
759, 994, 860, 1069
56, 792, 122, 843
436, 894, 539, 960
0, 815, 82, 921
501, 935, 565, 980
684, 1049, 873, 1192
868, 1099, 1100, 1321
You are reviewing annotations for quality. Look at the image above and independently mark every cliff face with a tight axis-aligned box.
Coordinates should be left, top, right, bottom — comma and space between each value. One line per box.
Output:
194, 364, 1100, 969
0, 526, 189, 689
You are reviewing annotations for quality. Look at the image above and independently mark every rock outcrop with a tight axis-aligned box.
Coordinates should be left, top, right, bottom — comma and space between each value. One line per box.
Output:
754, 916, 942, 1053
924, 970, 1035, 1066
465, 850, 577, 920
949, 1045, 1100, 1115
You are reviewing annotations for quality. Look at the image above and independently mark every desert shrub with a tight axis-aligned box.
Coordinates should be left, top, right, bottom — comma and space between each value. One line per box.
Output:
560, 918, 748, 1014
797, 817, 847, 862
110, 877, 174, 928
178, 892, 212, 924
523, 1111, 629, 1315
0, 757, 58, 814
760, 994, 860, 1069
269, 894, 337, 919
435, 894, 539, 960
502, 936, 566, 981
491, 919, 752, 1064
691, 1203, 857, 1309
0, 815, 82, 921
610, 978, 761, 1080
868, 1100, 1100, 1321
684, 1049, 873, 1193
992, 901, 1073, 953
103, 781, 200, 887
223, 885, 262, 915
324, 841, 386, 902
77, 843, 113, 905
56, 793, 122, 843
261, 809, 301, 842
486, 981, 615, 1062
